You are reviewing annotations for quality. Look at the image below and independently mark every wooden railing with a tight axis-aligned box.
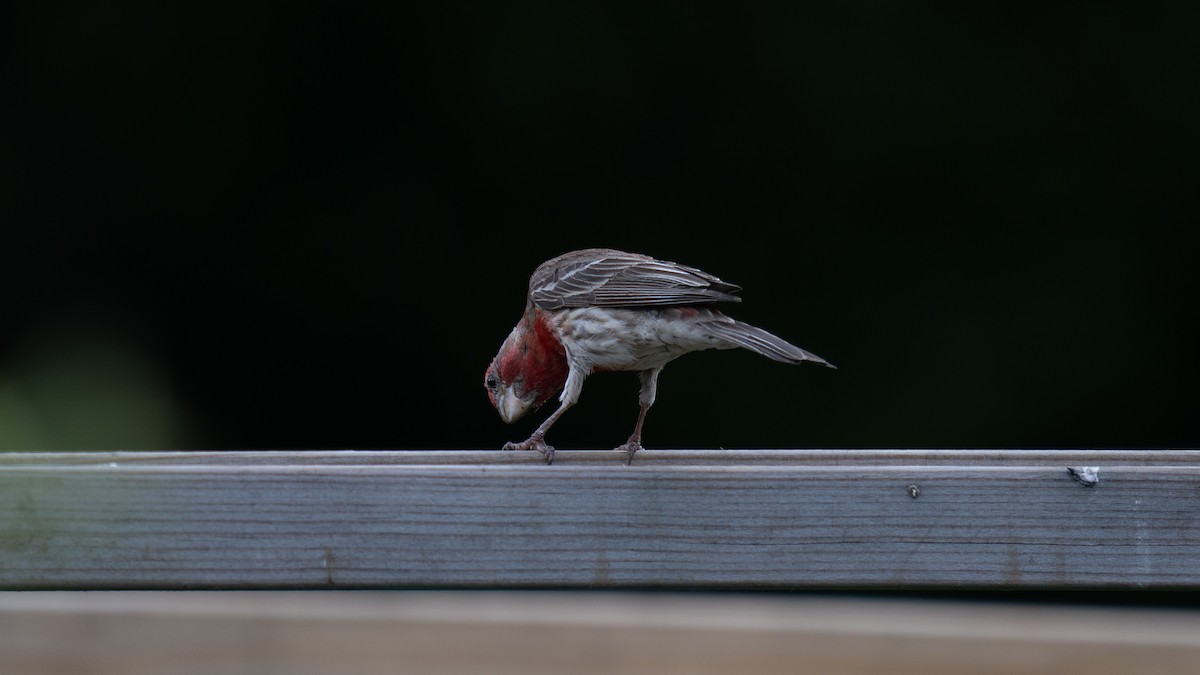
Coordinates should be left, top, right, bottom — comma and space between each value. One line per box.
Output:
3, 449, 1198, 589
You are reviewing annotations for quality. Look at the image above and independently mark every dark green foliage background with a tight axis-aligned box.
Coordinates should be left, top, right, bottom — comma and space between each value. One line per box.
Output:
3, 4, 1195, 450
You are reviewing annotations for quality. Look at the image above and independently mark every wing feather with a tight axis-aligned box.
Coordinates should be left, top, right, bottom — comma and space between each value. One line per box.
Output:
529, 248, 742, 310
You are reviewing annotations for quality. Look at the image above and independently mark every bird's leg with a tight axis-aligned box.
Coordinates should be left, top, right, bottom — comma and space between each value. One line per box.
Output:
503, 399, 573, 465
616, 368, 661, 465
617, 402, 651, 465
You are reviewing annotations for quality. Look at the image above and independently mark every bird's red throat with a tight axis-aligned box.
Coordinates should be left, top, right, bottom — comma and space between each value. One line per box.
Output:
497, 308, 569, 406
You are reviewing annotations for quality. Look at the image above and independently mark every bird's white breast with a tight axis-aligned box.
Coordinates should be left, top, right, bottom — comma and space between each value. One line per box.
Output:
549, 307, 732, 373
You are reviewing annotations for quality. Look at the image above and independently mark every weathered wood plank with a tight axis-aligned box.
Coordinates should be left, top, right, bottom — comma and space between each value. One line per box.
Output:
3, 448, 1199, 466
4, 591, 1200, 675
2, 450, 1198, 589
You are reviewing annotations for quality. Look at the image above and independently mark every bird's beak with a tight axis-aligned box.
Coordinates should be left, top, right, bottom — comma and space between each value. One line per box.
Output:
495, 385, 535, 424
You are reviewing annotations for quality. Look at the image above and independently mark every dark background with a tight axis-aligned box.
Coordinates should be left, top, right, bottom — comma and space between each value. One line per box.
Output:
2, 4, 1196, 452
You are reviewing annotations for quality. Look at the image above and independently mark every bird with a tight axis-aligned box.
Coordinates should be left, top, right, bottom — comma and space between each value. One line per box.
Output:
483, 248, 834, 464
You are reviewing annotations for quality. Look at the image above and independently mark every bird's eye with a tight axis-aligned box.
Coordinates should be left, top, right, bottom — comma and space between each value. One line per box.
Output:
486, 374, 498, 390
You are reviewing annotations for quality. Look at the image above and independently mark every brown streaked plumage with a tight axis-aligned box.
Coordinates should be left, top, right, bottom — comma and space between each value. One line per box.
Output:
529, 248, 742, 309
484, 248, 834, 464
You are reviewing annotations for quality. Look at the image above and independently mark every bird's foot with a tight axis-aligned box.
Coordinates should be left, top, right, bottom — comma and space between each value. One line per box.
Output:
614, 439, 643, 465
502, 436, 555, 464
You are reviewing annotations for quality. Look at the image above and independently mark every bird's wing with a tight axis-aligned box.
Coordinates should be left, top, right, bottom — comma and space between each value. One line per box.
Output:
529, 248, 743, 310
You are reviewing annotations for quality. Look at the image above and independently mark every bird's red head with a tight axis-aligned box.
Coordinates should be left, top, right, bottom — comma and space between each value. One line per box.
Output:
484, 309, 569, 423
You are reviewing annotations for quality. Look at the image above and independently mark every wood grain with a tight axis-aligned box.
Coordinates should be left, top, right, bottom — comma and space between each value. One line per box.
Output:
4, 591, 1200, 675
2, 450, 1198, 589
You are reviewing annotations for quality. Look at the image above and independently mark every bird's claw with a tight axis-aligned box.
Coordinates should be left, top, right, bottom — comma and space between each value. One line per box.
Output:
502, 437, 556, 464
615, 440, 643, 465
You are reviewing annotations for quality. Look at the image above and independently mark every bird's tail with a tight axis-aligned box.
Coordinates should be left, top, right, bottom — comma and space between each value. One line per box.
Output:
703, 319, 836, 368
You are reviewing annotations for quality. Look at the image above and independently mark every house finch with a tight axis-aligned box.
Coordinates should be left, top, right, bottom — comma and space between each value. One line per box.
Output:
484, 248, 834, 464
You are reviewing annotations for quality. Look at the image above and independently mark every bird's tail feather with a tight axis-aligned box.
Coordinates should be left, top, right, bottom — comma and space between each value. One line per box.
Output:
703, 319, 835, 368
